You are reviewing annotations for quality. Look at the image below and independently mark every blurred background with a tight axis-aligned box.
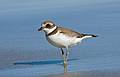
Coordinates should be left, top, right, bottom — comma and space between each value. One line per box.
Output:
0, 0, 120, 73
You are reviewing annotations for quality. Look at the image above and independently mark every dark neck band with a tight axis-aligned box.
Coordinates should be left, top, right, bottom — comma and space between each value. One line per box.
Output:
47, 26, 58, 36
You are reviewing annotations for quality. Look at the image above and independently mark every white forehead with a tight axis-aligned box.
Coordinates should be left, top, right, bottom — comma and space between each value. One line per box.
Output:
42, 22, 54, 27
46, 22, 54, 25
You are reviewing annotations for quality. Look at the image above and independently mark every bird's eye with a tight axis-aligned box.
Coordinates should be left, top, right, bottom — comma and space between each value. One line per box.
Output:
45, 24, 51, 28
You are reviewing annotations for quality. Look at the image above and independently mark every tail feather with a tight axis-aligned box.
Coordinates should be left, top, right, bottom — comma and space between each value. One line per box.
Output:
82, 34, 98, 37
80, 34, 98, 40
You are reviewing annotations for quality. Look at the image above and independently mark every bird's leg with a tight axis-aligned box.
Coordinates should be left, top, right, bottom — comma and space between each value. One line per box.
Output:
60, 48, 66, 66
60, 48, 68, 72
60, 48, 65, 59
63, 46, 70, 73
63, 52, 67, 73
65, 46, 70, 61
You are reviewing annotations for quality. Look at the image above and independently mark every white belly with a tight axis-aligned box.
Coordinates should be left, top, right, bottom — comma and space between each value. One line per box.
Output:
46, 32, 82, 48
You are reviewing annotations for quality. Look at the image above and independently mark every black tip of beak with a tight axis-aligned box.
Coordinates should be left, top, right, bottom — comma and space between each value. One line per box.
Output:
38, 27, 43, 31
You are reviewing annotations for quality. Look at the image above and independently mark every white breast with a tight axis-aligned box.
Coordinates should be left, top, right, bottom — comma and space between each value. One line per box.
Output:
46, 31, 82, 48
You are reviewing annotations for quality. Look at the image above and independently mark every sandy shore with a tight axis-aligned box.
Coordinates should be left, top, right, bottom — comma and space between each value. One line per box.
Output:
44, 70, 120, 77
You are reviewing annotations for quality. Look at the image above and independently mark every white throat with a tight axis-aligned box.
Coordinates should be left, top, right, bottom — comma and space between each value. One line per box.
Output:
45, 26, 57, 34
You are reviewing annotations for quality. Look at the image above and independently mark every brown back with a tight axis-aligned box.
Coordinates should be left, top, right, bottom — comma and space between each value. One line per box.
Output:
58, 27, 84, 38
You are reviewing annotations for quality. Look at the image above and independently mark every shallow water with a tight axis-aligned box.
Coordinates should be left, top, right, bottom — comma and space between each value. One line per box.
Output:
0, 0, 120, 76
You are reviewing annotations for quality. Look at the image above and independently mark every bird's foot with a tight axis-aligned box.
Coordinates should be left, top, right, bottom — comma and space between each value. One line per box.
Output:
63, 60, 67, 73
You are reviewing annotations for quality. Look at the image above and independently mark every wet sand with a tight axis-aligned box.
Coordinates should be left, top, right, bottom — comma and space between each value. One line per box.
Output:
45, 70, 120, 77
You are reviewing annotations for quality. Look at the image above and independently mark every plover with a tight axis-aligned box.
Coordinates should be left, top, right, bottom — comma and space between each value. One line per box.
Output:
38, 20, 97, 72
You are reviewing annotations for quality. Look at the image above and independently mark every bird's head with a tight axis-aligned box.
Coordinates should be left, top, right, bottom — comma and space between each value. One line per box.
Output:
38, 20, 57, 34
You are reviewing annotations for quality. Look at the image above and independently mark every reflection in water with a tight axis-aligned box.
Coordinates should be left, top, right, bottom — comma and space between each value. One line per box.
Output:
13, 58, 78, 65
14, 59, 79, 73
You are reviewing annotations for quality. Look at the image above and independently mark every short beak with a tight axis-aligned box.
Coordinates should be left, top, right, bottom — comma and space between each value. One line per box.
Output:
38, 27, 43, 31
